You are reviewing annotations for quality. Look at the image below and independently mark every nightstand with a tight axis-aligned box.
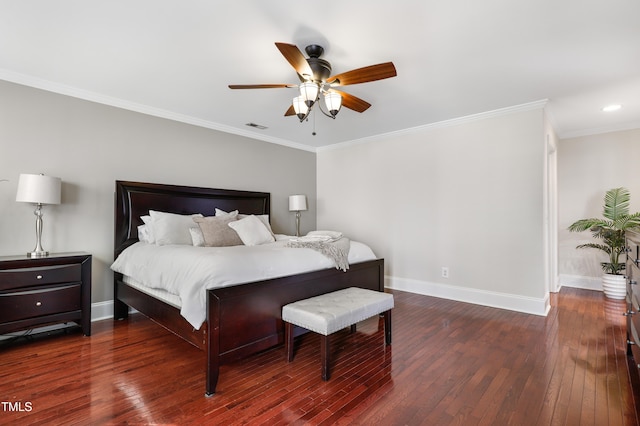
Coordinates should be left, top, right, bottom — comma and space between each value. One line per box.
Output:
0, 252, 91, 337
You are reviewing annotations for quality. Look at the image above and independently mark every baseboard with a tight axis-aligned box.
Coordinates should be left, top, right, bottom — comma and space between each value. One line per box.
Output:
559, 274, 603, 292
91, 300, 115, 322
3, 284, 554, 339
385, 275, 550, 316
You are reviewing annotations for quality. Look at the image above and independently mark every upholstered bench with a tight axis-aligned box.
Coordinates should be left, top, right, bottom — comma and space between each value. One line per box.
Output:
282, 287, 394, 380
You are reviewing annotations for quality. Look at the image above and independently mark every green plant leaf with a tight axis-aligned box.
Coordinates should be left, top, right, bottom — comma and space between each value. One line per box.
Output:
603, 187, 630, 220
567, 218, 608, 232
576, 243, 611, 254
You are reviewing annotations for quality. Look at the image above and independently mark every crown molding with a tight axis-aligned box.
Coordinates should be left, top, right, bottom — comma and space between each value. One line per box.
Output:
317, 100, 549, 152
0, 69, 316, 153
556, 120, 640, 140
1, 69, 554, 154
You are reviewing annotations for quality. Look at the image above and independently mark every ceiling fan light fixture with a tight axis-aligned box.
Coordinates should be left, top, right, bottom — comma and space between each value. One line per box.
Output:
324, 92, 342, 117
292, 96, 308, 120
299, 82, 319, 107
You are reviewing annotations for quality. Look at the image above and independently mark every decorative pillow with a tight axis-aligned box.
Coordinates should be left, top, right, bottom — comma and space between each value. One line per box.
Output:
193, 216, 243, 247
189, 227, 206, 247
228, 215, 276, 246
215, 208, 274, 236
148, 210, 203, 246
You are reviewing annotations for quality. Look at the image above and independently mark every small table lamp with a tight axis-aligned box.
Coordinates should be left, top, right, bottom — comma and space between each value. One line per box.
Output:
289, 195, 308, 237
16, 173, 62, 257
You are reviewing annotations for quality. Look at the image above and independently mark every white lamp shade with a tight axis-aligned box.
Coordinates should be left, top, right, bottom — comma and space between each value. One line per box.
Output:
324, 92, 342, 116
292, 96, 309, 116
16, 173, 61, 205
289, 195, 308, 212
299, 82, 319, 106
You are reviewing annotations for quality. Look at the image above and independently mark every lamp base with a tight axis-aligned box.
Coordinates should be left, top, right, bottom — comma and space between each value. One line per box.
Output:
28, 204, 50, 258
28, 250, 49, 258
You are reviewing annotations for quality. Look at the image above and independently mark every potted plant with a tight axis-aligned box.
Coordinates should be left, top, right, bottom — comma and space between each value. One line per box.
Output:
568, 187, 640, 299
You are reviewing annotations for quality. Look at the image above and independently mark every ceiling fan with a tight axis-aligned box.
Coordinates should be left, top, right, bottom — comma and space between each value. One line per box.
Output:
228, 42, 397, 123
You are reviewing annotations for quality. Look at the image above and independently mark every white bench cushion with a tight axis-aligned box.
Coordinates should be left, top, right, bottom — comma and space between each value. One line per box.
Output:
282, 287, 394, 335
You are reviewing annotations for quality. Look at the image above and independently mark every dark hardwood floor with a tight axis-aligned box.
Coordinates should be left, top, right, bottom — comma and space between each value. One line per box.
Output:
1, 287, 638, 425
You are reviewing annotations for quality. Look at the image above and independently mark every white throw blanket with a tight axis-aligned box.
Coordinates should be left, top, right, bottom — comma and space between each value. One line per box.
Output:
286, 231, 351, 271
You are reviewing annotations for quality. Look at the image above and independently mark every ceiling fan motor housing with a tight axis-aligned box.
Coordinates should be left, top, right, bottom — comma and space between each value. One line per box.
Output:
305, 45, 331, 82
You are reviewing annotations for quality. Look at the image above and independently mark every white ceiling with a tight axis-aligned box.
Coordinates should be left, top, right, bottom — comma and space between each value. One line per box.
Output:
1, 0, 639, 150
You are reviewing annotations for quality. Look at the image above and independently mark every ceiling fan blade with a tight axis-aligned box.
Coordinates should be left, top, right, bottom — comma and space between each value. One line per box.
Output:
328, 62, 397, 86
333, 90, 371, 113
275, 42, 313, 79
284, 104, 296, 116
228, 84, 295, 89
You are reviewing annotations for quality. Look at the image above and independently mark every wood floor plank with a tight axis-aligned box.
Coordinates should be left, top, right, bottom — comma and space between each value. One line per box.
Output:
0, 288, 637, 425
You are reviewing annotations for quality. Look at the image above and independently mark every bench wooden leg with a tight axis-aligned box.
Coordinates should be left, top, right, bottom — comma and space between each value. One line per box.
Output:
285, 321, 294, 362
321, 334, 330, 381
384, 310, 392, 345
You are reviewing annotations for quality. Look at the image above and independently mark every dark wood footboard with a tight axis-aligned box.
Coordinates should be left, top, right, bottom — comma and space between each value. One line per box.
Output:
205, 258, 384, 395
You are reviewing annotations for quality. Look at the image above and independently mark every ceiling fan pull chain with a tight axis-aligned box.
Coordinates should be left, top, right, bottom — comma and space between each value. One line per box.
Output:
312, 108, 317, 136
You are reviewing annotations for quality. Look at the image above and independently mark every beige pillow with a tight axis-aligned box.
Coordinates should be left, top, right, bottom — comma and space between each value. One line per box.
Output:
193, 216, 243, 247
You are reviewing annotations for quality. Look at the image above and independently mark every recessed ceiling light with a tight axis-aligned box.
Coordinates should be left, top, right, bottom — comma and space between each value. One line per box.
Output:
602, 104, 622, 112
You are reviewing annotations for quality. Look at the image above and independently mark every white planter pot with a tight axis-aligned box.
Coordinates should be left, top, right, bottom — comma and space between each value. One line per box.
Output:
602, 274, 627, 300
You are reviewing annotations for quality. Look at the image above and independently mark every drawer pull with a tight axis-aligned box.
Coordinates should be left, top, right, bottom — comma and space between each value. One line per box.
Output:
629, 340, 637, 346
624, 310, 636, 316
630, 280, 638, 286
35, 301, 42, 307
36, 275, 43, 280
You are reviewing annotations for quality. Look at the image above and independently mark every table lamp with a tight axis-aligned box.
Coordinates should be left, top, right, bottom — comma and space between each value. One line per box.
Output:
16, 173, 62, 257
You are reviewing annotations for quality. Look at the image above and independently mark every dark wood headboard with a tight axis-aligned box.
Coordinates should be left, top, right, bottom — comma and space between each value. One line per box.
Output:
114, 181, 270, 257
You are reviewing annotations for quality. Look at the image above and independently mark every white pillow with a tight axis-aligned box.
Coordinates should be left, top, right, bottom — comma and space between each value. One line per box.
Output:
137, 225, 152, 244
148, 210, 203, 245
215, 208, 239, 217
216, 208, 274, 236
228, 215, 276, 246
140, 215, 155, 243
189, 227, 206, 247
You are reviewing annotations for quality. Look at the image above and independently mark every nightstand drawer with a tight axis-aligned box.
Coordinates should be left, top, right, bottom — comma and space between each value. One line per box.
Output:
0, 264, 81, 291
0, 284, 81, 323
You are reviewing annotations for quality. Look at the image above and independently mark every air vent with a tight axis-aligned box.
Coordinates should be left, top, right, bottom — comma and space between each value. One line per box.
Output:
245, 122, 268, 130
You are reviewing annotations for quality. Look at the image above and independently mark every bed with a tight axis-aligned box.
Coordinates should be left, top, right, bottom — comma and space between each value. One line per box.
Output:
112, 180, 384, 396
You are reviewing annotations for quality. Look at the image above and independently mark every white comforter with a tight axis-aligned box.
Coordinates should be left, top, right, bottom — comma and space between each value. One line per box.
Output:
110, 236, 376, 329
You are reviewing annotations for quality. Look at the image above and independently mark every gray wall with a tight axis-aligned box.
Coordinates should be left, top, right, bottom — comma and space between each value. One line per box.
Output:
0, 80, 316, 308
317, 106, 550, 315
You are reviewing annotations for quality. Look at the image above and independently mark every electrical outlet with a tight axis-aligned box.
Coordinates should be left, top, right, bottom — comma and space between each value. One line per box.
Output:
441, 267, 449, 278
